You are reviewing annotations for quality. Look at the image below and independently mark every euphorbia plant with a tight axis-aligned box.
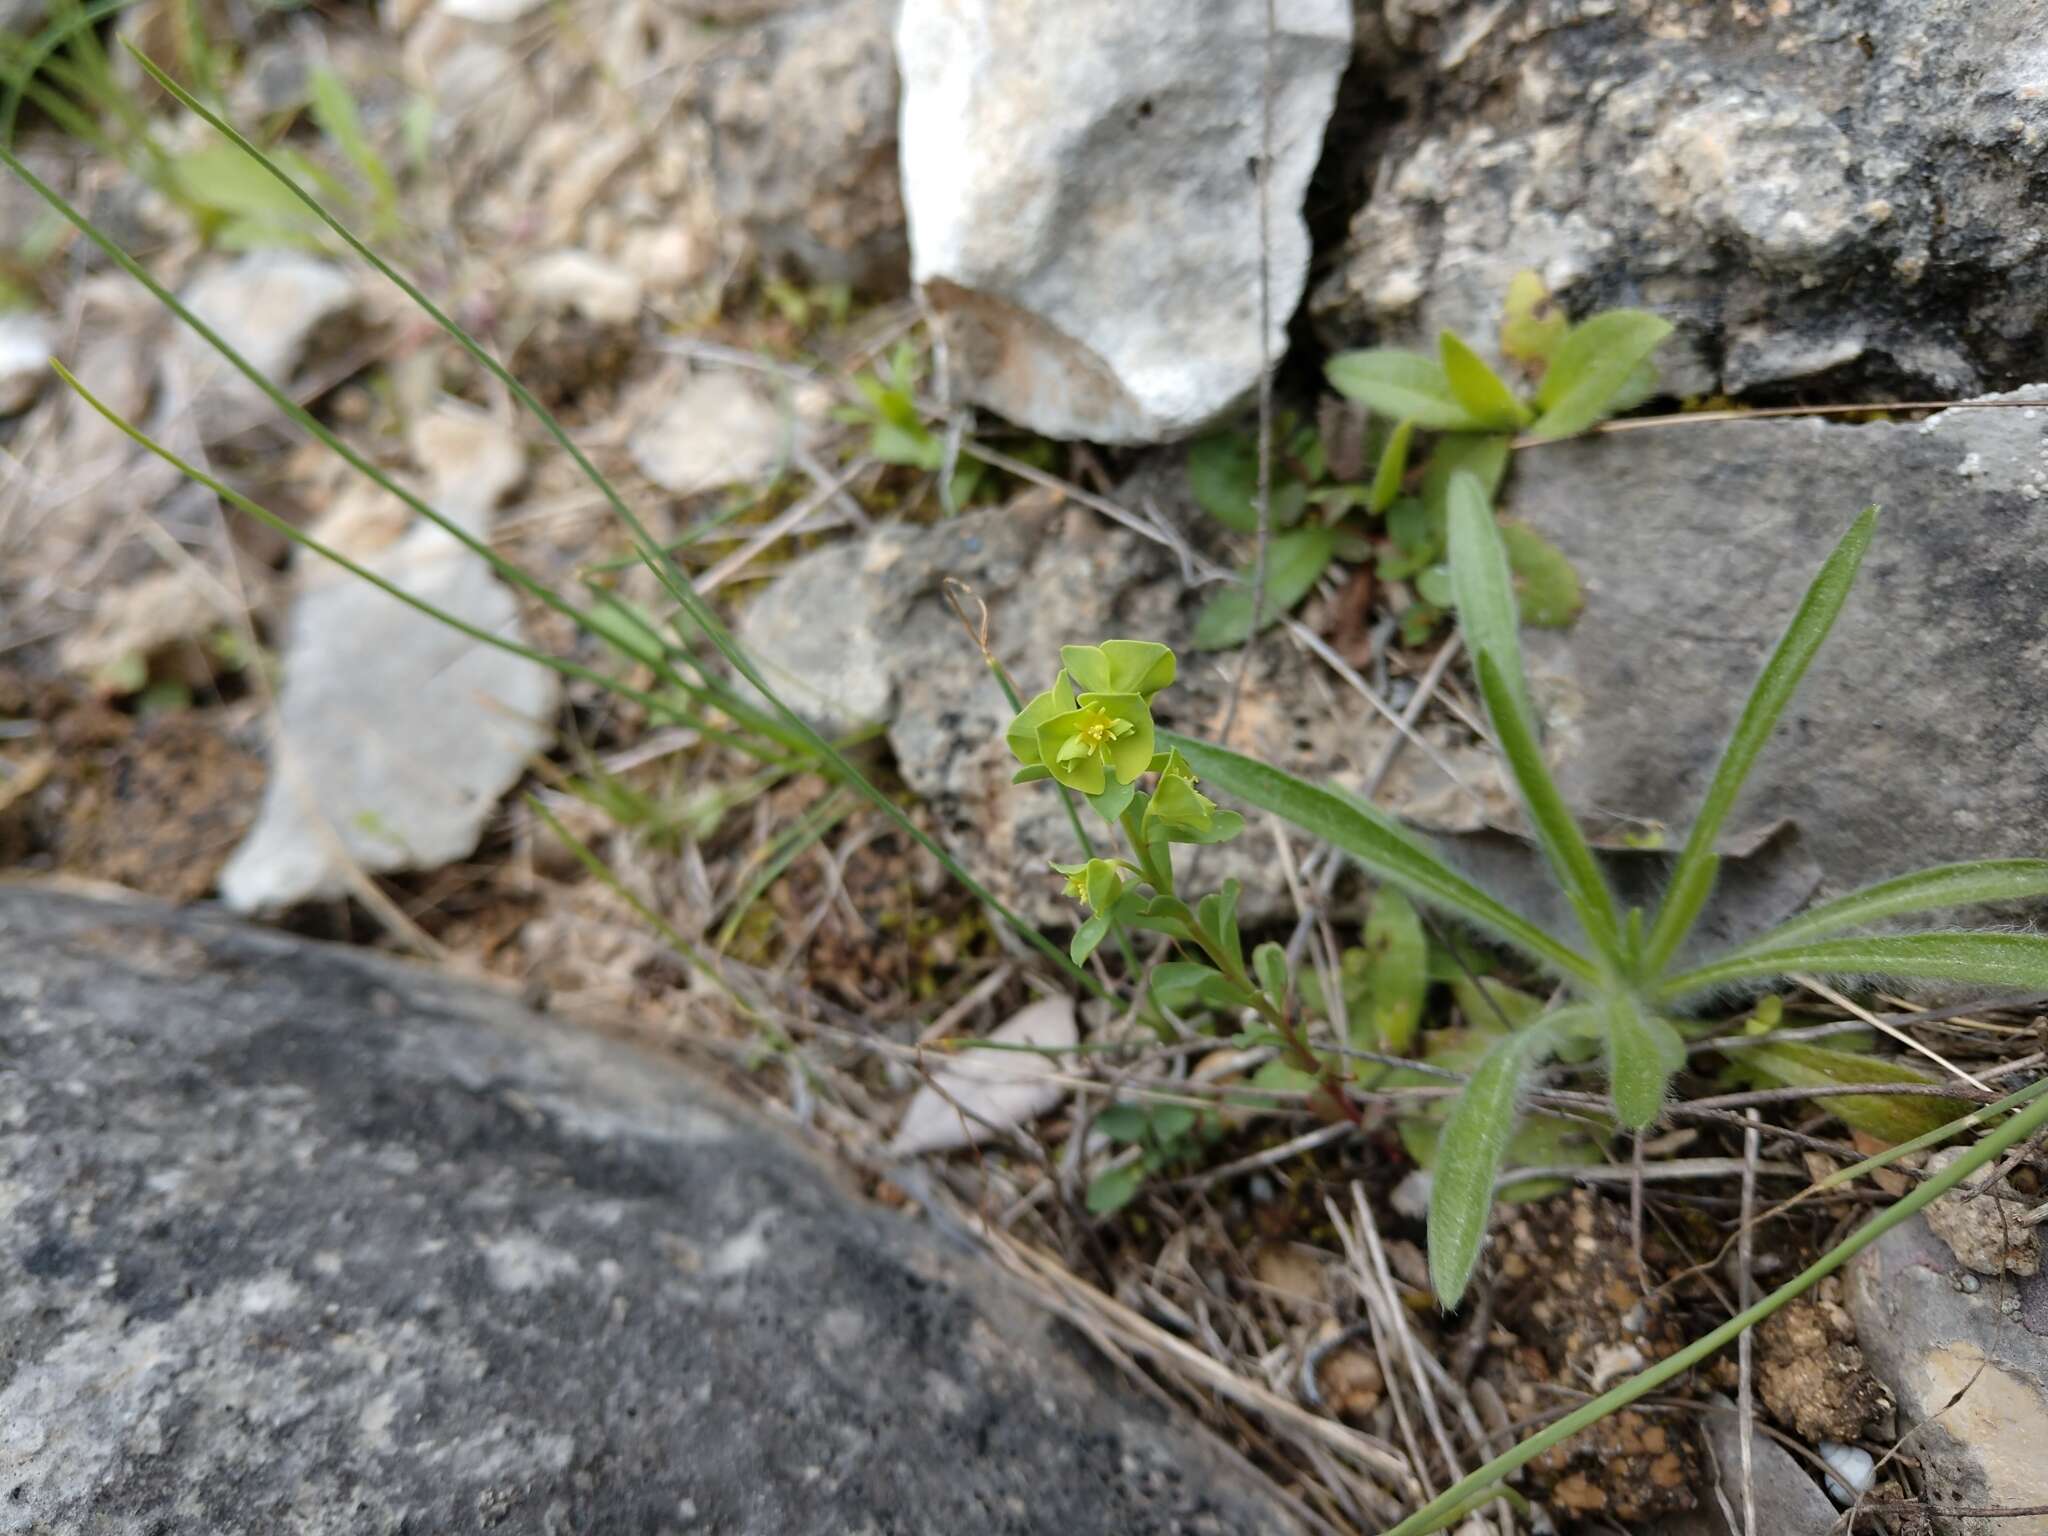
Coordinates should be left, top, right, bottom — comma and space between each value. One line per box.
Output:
1134, 487, 2048, 1307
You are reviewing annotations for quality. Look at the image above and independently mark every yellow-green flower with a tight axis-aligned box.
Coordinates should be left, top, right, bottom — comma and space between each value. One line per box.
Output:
1037, 691, 1154, 794
1142, 750, 1219, 839
1051, 857, 1137, 912
1059, 641, 1175, 701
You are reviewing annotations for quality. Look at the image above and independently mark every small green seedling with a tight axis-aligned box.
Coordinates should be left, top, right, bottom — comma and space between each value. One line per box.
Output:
1186, 276, 1662, 650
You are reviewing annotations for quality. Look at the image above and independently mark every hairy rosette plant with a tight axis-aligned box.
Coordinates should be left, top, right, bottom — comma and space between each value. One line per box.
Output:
1058, 489, 2048, 1309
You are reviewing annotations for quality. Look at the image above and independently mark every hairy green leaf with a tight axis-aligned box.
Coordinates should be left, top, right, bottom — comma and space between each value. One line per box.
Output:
1440, 330, 1532, 430
1735, 860, 2048, 954
1604, 995, 1685, 1129
1429, 1017, 1564, 1306
1326, 348, 1486, 432
1661, 930, 2048, 1001
1528, 309, 1673, 439
1162, 732, 1596, 982
1192, 525, 1336, 650
1643, 508, 1877, 972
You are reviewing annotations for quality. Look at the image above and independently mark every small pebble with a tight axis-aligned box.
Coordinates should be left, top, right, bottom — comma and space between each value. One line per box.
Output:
1819, 1441, 1875, 1505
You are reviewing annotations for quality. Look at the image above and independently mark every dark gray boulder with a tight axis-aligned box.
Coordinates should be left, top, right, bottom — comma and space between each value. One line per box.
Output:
0, 886, 1302, 1535
1512, 389, 2048, 899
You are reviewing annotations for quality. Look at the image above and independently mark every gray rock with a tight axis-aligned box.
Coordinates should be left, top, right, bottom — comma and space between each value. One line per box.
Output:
733, 486, 1500, 923
898, 0, 1352, 442
1847, 1214, 2048, 1536
1318, 0, 2048, 399
699, 0, 906, 289
1921, 1147, 2043, 1278
0, 886, 1305, 1535
0, 310, 51, 418
1513, 388, 2048, 901
630, 370, 802, 497
176, 252, 361, 440
219, 416, 556, 912
1651, 1401, 1837, 1536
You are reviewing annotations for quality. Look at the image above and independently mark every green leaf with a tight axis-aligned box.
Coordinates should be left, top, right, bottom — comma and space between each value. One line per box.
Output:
1642, 507, 1877, 973
1450, 477, 1621, 958
308, 65, 397, 216
1528, 309, 1673, 439
1423, 433, 1511, 513
1733, 860, 2048, 955
1197, 881, 1246, 974
1070, 907, 1115, 965
1439, 330, 1532, 430
1449, 976, 1546, 1031
1086, 1160, 1147, 1215
1604, 994, 1684, 1129
1498, 521, 1583, 627
1362, 887, 1428, 1052
1660, 930, 2048, 1002
1253, 941, 1290, 1009
1475, 651, 1624, 962
1730, 1039, 1970, 1145
1151, 1103, 1199, 1143
1414, 564, 1454, 608
1499, 270, 1567, 367
168, 142, 317, 223
1429, 1017, 1564, 1307
1095, 1105, 1151, 1143
1191, 525, 1337, 650
1326, 348, 1487, 432
1369, 418, 1415, 513
1187, 432, 1260, 532
1161, 731, 1596, 983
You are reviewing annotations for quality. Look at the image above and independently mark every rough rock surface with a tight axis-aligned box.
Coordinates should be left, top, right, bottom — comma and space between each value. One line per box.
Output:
1513, 389, 2048, 900
219, 414, 556, 911
176, 252, 360, 440
733, 486, 1502, 923
630, 370, 803, 496
700, 0, 906, 289
898, 0, 1353, 442
1847, 1214, 2048, 1536
1320, 0, 2048, 399
1650, 1402, 1838, 1536
0, 887, 1304, 1535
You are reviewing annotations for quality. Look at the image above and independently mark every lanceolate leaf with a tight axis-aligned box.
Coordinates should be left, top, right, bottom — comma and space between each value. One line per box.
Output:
1187, 432, 1260, 532
1733, 859, 2048, 955
1445, 470, 1527, 716
1642, 508, 1878, 973
1370, 418, 1415, 513
1429, 1016, 1564, 1307
1660, 930, 2048, 1002
1439, 330, 1532, 430
1604, 994, 1685, 1129
1729, 1039, 1970, 1144
1528, 309, 1673, 439
1475, 650, 1624, 962
1498, 520, 1584, 627
1162, 731, 1597, 983
1326, 348, 1487, 432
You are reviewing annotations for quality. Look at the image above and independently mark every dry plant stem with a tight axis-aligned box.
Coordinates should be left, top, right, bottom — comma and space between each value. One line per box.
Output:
1737, 1108, 1761, 1536
1379, 1077, 2048, 1536
1219, 0, 1278, 745
1509, 395, 2048, 452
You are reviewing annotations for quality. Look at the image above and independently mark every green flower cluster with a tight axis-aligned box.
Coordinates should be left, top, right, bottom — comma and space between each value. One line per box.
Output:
1007, 641, 1174, 798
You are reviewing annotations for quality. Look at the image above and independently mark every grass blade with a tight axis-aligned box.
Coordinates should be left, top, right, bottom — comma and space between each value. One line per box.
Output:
1429, 1015, 1562, 1306
1642, 507, 1877, 974
1728, 860, 2048, 954
1384, 1075, 2048, 1536
1604, 993, 1683, 1129
1659, 931, 2048, 1002
1450, 475, 1621, 960
40, 55, 1097, 996
1162, 731, 1596, 983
